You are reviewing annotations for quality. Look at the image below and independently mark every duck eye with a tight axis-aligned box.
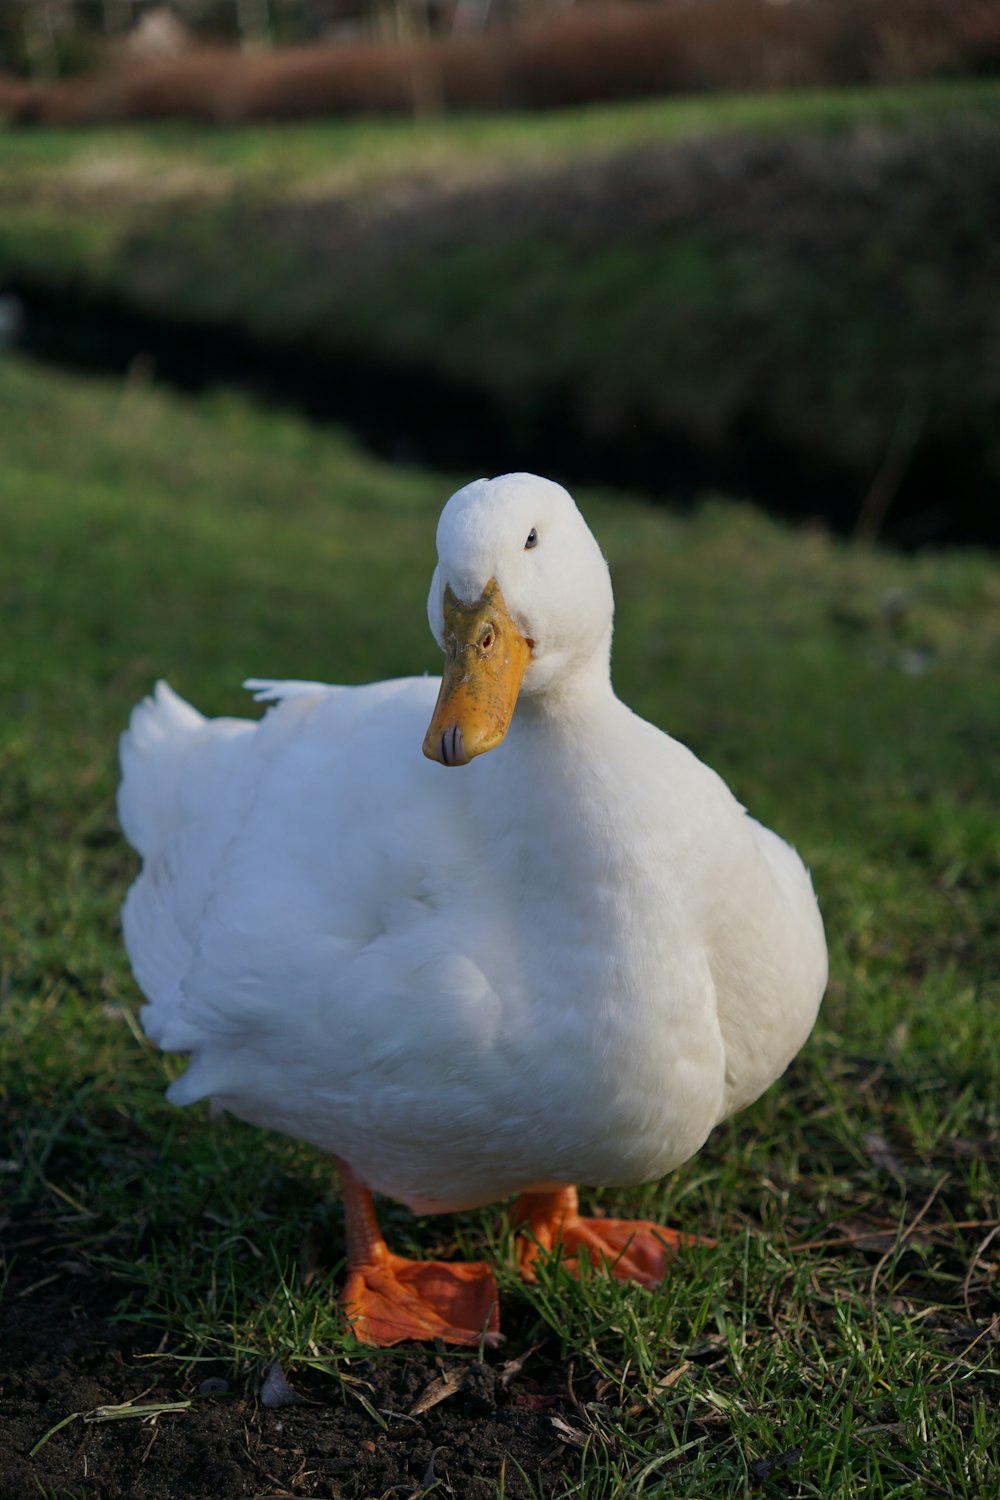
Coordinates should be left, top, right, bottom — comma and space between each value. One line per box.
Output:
525, 528, 538, 550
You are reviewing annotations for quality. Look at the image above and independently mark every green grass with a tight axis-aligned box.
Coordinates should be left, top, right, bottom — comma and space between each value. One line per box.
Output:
3, 76, 1000, 189
6, 72, 995, 294
2, 353, 998, 1496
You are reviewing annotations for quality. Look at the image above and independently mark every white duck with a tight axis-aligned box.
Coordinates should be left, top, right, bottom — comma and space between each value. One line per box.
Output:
119, 472, 827, 1346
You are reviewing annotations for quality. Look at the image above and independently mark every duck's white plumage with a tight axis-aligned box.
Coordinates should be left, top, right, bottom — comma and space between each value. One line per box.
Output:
120, 473, 826, 1216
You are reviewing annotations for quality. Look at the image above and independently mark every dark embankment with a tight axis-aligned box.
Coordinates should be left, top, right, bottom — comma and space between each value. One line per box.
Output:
9, 254, 993, 551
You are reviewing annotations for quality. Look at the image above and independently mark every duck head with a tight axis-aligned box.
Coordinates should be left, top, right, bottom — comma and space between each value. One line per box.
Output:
423, 473, 614, 766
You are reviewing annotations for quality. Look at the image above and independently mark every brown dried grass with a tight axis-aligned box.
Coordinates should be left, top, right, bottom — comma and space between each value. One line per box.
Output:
6, 0, 1000, 127
0, 71, 32, 119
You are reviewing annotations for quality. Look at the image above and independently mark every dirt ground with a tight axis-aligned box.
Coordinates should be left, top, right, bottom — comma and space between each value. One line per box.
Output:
2, 1209, 580, 1500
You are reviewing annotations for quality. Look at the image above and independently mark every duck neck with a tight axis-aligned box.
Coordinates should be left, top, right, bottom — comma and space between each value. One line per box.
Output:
481, 643, 645, 931
507, 642, 620, 757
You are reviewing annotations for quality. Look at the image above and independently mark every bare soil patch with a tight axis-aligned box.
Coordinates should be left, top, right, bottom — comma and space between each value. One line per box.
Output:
2, 1212, 578, 1499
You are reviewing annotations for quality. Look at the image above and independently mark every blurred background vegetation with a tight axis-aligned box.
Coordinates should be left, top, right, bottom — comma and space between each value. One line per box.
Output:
2, 81, 999, 544
0, 3, 997, 594
4, 0, 1000, 83
3, 0, 574, 77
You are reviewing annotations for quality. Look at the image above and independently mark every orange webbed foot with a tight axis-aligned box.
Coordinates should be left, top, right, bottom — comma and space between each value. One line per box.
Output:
514, 1187, 707, 1289
343, 1245, 501, 1347
336, 1158, 501, 1348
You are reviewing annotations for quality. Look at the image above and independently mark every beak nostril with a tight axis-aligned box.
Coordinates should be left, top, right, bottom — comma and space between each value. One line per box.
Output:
440, 725, 468, 767
480, 630, 495, 652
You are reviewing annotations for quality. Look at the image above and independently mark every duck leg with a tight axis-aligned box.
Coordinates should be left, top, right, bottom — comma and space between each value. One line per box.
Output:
513, 1186, 701, 1289
337, 1160, 501, 1347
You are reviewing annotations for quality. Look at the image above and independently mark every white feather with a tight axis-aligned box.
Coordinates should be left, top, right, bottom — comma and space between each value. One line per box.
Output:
119, 474, 827, 1214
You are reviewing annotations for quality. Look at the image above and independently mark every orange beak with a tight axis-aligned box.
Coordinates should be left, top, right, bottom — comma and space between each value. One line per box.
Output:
423, 578, 532, 767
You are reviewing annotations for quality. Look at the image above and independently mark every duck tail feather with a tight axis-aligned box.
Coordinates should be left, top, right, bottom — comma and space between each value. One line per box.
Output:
118, 680, 204, 858
243, 678, 334, 703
